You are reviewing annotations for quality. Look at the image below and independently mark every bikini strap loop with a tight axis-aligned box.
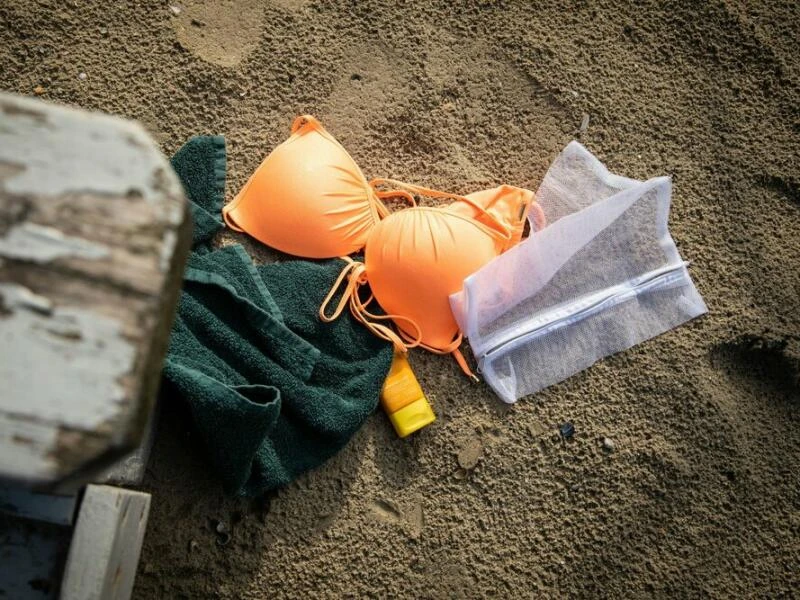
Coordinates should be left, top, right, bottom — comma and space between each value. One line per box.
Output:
321, 259, 480, 379
291, 114, 322, 134
320, 258, 423, 353
319, 257, 361, 322
396, 327, 480, 380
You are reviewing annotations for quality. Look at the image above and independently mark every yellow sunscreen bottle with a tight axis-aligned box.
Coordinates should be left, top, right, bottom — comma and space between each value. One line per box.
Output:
380, 352, 435, 438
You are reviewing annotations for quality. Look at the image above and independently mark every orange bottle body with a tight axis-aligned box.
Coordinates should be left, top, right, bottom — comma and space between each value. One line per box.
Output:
380, 353, 435, 438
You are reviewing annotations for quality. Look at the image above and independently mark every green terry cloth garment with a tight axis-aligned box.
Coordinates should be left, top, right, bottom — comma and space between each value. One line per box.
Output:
163, 136, 393, 496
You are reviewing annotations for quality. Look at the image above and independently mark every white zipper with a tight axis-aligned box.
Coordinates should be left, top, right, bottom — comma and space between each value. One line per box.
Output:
480, 261, 691, 360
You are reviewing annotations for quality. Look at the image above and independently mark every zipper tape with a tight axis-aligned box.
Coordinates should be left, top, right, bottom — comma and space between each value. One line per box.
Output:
479, 261, 691, 359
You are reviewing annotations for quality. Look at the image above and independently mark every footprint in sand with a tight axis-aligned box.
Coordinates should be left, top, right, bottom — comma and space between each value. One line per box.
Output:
707, 334, 799, 474
371, 498, 403, 523
170, 0, 266, 68
370, 498, 425, 539
711, 334, 799, 400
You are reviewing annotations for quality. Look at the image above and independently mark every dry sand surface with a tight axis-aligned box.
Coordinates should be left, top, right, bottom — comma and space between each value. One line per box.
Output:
2, 0, 799, 597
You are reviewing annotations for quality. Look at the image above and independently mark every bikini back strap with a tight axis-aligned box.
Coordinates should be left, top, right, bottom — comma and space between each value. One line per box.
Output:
369, 178, 513, 242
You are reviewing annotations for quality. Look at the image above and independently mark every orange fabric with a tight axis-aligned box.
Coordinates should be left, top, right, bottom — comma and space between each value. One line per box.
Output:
363, 196, 517, 355
225, 115, 545, 377
319, 182, 539, 375
222, 116, 411, 258
447, 184, 546, 249
319, 257, 422, 353
363, 180, 538, 358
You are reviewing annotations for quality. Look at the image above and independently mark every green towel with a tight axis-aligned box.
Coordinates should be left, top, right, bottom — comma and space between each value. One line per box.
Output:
164, 136, 393, 496
170, 135, 226, 249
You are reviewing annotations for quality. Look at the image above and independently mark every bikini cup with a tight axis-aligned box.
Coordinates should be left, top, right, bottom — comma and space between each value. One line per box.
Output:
367, 207, 506, 348
320, 180, 546, 377
222, 115, 412, 258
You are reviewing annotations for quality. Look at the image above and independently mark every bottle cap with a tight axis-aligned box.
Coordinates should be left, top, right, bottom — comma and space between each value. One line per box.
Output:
387, 397, 436, 438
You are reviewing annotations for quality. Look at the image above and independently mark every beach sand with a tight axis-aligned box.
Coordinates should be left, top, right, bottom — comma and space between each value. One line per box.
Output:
1, 0, 798, 596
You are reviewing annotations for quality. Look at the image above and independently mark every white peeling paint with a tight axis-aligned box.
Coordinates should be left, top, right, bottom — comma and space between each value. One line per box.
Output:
0, 283, 136, 430
159, 229, 178, 273
0, 282, 53, 315
0, 417, 60, 482
0, 94, 184, 219
0, 222, 110, 264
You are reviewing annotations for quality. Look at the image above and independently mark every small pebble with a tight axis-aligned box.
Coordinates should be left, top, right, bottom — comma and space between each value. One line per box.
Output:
559, 422, 575, 439
169, 4, 181, 15
579, 113, 590, 133
99, 26, 108, 36
602, 437, 615, 452
214, 520, 231, 546
78, 72, 87, 81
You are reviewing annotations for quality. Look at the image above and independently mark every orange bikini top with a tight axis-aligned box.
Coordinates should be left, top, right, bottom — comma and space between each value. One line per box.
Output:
223, 115, 401, 258
223, 116, 545, 376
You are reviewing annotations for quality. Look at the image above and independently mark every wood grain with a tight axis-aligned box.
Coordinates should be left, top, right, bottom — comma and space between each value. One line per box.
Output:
0, 94, 191, 489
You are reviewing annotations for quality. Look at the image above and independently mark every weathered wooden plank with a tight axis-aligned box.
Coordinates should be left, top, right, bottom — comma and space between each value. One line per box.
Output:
60, 485, 151, 600
100, 397, 161, 487
0, 93, 192, 488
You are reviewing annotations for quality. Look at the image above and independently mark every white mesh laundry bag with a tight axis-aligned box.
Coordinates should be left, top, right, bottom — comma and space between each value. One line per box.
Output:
450, 141, 707, 403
